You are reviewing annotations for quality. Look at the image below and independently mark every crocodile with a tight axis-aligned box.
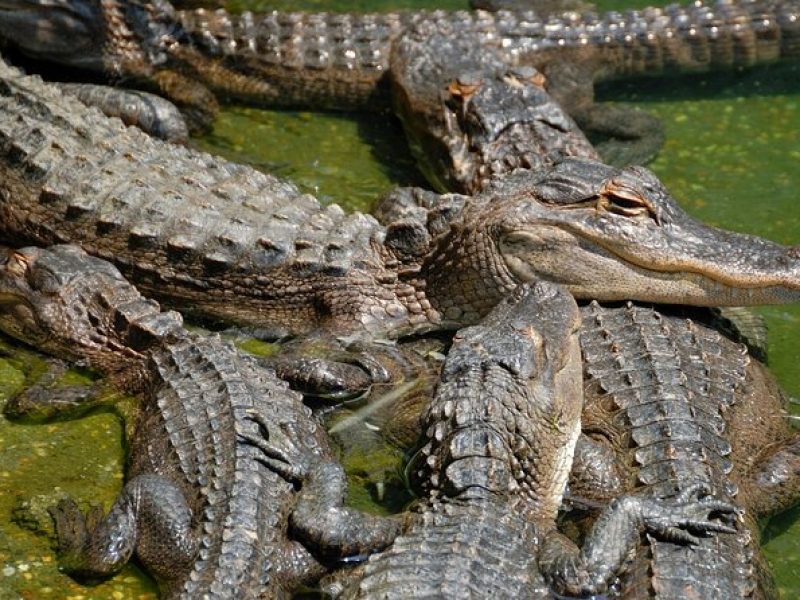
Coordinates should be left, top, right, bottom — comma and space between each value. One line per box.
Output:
3, 60, 800, 346
308, 281, 737, 599
0, 243, 401, 599
0, 0, 799, 190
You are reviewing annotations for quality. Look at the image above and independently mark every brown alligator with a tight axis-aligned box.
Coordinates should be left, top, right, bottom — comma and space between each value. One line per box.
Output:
0, 0, 799, 190
3, 58, 800, 345
320, 282, 738, 598
571, 302, 800, 598
0, 243, 401, 599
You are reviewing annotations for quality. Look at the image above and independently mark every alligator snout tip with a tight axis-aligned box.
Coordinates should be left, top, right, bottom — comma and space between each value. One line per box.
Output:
788, 246, 800, 260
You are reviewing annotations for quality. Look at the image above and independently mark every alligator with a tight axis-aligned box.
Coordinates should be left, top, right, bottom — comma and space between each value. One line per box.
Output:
566, 301, 800, 599
0, 243, 401, 598
310, 281, 737, 598
1, 0, 799, 191
3, 59, 800, 346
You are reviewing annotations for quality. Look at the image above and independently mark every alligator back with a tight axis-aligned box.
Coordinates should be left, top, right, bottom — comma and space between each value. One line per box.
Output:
173, 0, 800, 111
347, 500, 544, 599
0, 57, 403, 335
130, 334, 327, 598
579, 302, 758, 598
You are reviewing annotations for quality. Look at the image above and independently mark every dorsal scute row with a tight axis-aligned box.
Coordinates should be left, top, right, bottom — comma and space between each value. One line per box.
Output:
0, 59, 385, 281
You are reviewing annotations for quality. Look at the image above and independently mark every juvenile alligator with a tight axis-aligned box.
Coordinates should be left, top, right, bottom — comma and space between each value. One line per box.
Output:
322, 282, 737, 598
3, 60, 800, 345
0, 244, 400, 598
1, 0, 799, 189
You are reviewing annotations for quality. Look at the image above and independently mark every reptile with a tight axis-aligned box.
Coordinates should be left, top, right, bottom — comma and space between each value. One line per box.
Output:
0, 0, 799, 190
317, 281, 737, 598
3, 59, 800, 345
559, 301, 800, 599
0, 243, 401, 599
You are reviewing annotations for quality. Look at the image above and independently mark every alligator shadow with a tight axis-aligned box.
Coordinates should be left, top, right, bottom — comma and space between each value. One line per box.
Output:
597, 61, 800, 104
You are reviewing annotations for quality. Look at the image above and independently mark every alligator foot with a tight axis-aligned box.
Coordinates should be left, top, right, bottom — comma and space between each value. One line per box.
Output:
239, 414, 309, 482
241, 411, 402, 559
642, 483, 739, 545
48, 498, 106, 579
48, 475, 197, 581
542, 483, 738, 596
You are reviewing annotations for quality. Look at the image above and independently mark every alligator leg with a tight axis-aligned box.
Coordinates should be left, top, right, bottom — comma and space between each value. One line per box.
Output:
540, 483, 738, 596
149, 67, 219, 135
55, 83, 189, 143
566, 434, 624, 507
48, 474, 197, 581
240, 413, 402, 559
541, 60, 666, 166
745, 431, 800, 518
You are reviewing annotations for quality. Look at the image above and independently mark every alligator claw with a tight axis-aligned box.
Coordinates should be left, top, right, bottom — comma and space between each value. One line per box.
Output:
239, 412, 309, 483
48, 498, 95, 572
643, 483, 739, 544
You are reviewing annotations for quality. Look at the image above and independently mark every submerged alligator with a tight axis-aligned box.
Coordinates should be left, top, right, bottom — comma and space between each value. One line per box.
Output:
1, 0, 799, 189
0, 244, 400, 598
331, 282, 738, 598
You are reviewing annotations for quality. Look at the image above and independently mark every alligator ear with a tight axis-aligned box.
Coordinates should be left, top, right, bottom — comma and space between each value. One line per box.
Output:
535, 158, 617, 205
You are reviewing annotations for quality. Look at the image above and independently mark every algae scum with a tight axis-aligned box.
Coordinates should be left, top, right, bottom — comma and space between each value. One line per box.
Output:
1, 0, 800, 597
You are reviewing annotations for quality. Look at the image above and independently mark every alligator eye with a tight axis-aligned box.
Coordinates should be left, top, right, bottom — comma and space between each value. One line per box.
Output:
596, 187, 660, 224
5, 252, 30, 278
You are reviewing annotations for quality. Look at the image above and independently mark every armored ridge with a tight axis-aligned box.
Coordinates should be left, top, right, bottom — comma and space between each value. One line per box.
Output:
1, 0, 798, 131
0, 244, 400, 598
576, 302, 800, 598
341, 283, 737, 599
174, 0, 800, 110
0, 56, 418, 338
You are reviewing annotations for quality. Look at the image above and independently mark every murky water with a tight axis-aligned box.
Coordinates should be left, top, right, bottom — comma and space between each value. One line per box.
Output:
1, 0, 799, 597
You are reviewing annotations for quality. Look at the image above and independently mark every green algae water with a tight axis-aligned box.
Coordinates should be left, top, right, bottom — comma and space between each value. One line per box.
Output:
1, 0, 800, 597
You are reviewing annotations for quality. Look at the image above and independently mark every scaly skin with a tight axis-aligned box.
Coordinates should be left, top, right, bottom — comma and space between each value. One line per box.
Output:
56, 82, 189, 142
3, 0, 797, 112
564, 301, 800, 599
335, 283, 737, 599
0, 244, 400, 599
0, 0, 798, 187
3, 60, 800, 343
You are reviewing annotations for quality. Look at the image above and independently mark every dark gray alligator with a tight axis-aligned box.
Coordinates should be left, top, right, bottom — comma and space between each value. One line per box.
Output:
0, 0, 799, 189
3, 59, 800, 343
322, 282, 737, 599
0, 244, 400, 599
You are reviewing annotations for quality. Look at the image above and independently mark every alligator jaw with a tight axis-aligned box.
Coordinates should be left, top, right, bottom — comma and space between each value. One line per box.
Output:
496, 159, 800, 307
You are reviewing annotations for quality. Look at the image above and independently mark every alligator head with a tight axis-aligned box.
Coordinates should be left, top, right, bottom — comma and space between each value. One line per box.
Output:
0, 0, 180, 74
422, 158, 800, 322
0, 244, 182, 368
